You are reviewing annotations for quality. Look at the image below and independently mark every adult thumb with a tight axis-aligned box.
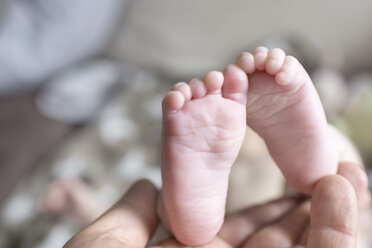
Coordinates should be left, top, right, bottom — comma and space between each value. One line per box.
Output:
307, 175, 359, 248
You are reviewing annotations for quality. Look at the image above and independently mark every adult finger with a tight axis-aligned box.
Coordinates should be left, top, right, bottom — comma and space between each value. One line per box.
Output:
219, 196, 304, 247
242, 201, 310, 247
155, 236, 232, 248
337, 162, 371, 209
64, 179, 159, 248
307, 175, 358, 248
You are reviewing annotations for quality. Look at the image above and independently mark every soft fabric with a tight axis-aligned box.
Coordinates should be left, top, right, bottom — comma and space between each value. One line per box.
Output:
0, 0, 127, 95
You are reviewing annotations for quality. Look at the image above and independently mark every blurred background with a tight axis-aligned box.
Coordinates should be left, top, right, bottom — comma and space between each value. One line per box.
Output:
1, 0, 372, 247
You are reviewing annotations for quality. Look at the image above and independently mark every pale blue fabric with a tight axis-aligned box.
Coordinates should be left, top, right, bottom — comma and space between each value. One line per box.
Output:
0, 0, 127, 95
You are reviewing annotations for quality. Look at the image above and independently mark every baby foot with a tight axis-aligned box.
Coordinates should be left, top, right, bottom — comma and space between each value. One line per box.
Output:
237, 47, 338, 194
158, 65, 248, 245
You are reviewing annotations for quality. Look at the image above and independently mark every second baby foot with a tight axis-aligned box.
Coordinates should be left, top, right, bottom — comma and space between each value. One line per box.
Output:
158, 65, 248, 245
237, 47, 338, 194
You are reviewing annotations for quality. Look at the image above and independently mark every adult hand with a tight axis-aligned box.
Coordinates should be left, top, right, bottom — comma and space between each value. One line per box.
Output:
64, 179, 158, 248
64, 162, 370, 248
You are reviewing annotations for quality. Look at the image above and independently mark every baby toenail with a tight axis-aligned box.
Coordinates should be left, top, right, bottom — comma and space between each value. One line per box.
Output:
255, 52, 265, 58
189, 78, 202, 86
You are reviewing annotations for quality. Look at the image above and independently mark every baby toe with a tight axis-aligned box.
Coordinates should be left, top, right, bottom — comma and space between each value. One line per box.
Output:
276, 56, 299, 86
236, 52, 255, 74
253, 46, 269, 71
189, 78, 207, 99
172, 82, 192, 102
162, 91, 185, 112
222, 64, 248, 105
266, 48, 286, 75
204, 71, 224, 94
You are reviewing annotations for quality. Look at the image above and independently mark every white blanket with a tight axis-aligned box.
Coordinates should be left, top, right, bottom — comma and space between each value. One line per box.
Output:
0, 0, 127, 95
